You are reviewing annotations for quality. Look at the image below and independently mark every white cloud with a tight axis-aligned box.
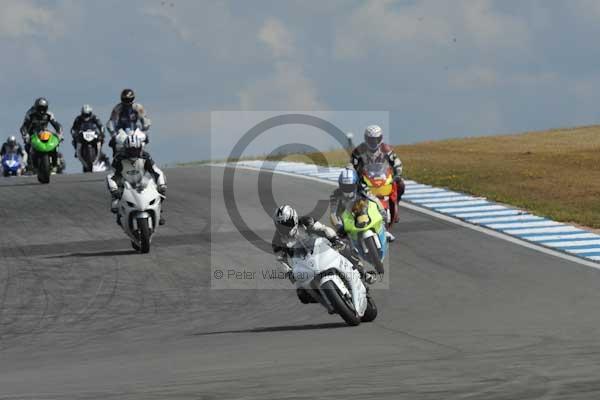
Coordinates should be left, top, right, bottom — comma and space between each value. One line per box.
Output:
570, 0, 600, 21
238, 61, 323, 110
334, 0, 449, 59
334, 0, 530, 60
238, 17, 323, 110
462, 1, 530, 49
143, 1, 258, 61
0, 1, 53, 38
0, 0, 75, 39
259, 18, 295, 59
143, 2, 324, 110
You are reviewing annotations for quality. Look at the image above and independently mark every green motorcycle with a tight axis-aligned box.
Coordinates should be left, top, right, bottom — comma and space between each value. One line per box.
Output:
30, 130, 61, 184
342, 199, 389, 274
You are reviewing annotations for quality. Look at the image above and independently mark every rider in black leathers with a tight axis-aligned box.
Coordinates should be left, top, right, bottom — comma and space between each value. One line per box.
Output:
20, 98, 63, 170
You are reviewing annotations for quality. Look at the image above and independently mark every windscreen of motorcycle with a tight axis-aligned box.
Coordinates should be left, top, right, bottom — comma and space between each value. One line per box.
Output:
363, 162, 390, 180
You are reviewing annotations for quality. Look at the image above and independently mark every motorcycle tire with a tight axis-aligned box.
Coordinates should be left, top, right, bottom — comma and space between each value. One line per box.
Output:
37, 154, 50, 184
361, 295, 378, 322
364, 235, 384, 274
82, 145, 96, 173
321, 280, 360, 326
138, 218, 151, 254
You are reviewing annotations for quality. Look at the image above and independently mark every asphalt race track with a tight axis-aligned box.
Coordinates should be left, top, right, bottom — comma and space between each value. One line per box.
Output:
2, 166, 600, 399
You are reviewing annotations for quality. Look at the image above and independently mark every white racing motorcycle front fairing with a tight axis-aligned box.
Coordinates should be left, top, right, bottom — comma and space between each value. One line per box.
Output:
81, 129, 98, 143
118, 174, 163, 247
290, 237, 368, 318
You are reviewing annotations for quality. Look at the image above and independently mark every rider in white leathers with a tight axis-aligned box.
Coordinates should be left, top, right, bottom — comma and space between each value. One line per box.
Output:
272, 205, 377, 305
106, 134, 167, 225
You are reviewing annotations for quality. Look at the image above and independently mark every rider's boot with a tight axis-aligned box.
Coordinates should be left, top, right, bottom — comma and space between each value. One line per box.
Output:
393, 202, 401, 223
112, 191, 122, 226
341, 247, 377, 285
354, 259, 377, 285
364, 270, 377, 285
385, 231, 396, 242
158, 184, 167, 225
110, 190, 120, 214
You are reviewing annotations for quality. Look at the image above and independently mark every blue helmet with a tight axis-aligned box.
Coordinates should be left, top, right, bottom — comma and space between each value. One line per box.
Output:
338, 167, 359, 199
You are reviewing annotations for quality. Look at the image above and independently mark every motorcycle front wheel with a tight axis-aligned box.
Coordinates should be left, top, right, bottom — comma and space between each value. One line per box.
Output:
364, 235, 384, 274
321, 280, 360, 326
82, 145, 96, 173
37, 154, 50, 184
361, 295, 378, 322
137, 218, 151, 253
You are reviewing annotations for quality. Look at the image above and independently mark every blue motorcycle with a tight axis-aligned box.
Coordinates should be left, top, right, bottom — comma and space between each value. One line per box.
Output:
2, 153, 24, 177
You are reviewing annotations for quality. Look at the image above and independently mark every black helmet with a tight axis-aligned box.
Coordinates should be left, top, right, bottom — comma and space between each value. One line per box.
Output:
34, 97, 48, 113
7, 136, 16, 147
121, 89, 135, 104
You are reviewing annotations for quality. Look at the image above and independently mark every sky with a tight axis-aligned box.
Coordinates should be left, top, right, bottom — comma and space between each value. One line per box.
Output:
1, 0, 600, 170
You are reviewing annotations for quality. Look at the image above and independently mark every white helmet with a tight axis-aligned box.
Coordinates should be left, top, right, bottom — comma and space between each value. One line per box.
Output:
81, 104, 93, 118
124, 133, 144, 158
364, 125, 383, 152
338, 167, 359, 200
273, 205, 299, 239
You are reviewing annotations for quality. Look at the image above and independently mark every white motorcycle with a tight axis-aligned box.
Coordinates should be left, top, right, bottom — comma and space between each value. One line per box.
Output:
280, 237, 377, 326
117, 162, 163, 253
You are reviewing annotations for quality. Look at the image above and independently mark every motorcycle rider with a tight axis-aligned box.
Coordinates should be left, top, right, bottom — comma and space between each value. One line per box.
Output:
20, 98, 63, 169
351, 124, 404, 224
0, 136, 28, 167
330, 166, 395, 242
71, 104, 105, 158
272, 205, 376, 305
107, 89, 151, 156
106, 133, 167, 225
